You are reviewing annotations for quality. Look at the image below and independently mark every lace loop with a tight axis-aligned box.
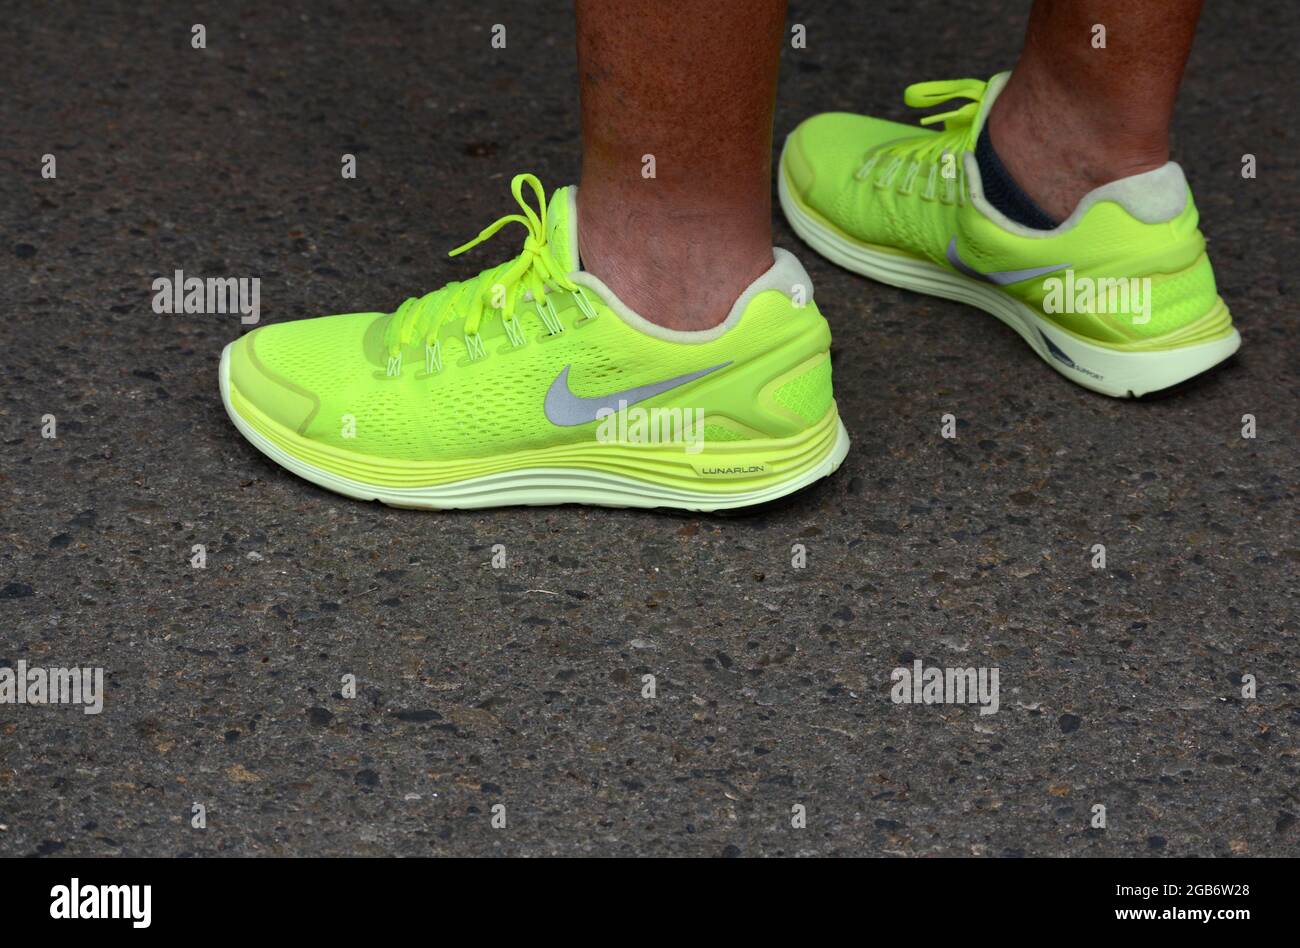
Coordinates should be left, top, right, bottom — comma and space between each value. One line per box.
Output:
903, 77, 987, 127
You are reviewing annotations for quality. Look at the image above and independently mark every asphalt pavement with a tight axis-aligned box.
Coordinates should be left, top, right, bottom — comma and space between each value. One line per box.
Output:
1, 0, 1297, 856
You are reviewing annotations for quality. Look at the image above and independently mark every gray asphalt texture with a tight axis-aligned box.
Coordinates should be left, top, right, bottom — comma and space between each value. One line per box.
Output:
1, 1, 1297, 858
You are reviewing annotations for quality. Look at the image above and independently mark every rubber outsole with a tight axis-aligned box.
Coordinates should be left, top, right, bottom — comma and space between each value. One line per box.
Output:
220, 344, 851, 512
778, 150, 1241, 398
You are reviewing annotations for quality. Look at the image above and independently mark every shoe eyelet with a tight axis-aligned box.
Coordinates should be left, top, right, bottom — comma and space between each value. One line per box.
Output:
874, 157, 903, 189
416, 340, 443, 378
536, 297, 564, 336
502, 315, 527, 348
571, 287, 599, 326
464, 332, 488, 360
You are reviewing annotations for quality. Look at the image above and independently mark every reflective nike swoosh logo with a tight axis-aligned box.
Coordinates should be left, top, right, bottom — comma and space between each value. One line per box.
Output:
946, 237, 1069, 285
544, 362, 731, 427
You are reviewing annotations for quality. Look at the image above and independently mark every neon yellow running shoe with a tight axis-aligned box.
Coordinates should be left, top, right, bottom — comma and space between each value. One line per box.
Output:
780, 72, 1240, 397
220, 174, 848, 511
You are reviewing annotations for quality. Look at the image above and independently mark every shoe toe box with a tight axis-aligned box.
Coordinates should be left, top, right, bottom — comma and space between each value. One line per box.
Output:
226, 312, 388, 435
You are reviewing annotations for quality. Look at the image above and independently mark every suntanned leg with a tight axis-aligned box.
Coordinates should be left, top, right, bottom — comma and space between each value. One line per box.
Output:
989, 0, 1204, 221
575, 0, 787, 331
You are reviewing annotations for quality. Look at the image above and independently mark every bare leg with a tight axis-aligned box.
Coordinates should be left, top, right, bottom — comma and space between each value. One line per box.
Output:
988, 0, 1203, 221
576, 0, 787, 331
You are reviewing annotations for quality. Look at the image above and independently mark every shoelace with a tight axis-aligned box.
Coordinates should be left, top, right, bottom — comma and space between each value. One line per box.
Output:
382, 173, 581, 376
855, 77, 988, 201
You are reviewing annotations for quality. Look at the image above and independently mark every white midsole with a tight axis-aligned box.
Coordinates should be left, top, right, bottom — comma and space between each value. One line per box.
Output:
778, 151, 1240, 398
219, 345, 850, 511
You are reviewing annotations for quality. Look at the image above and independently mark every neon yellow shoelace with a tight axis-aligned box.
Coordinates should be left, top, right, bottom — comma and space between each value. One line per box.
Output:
383, 173, 577, 373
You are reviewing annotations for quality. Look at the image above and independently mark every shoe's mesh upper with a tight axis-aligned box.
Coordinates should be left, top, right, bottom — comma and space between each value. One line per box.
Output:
773, 357, 833, 424
788, 99, 1231, 347
1138, 254, 1219, 338
703, 423, 745, 442
234, 288, 834, 461
229, 177, 837, 478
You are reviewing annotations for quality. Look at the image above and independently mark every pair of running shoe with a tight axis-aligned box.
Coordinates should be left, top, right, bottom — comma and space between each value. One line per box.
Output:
221, 74, 1240, 511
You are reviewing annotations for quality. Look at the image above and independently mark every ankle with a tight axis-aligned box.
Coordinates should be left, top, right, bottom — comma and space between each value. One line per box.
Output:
987, 69, 1170, 221
576, 188, 773, 331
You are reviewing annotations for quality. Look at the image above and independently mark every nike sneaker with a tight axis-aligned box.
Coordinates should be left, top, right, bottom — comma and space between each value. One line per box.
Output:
779, 73, 1240, 397
220, 173, 848, 511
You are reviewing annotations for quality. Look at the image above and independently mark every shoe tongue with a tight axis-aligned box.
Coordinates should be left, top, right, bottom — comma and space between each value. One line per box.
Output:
545, 185, 581, 274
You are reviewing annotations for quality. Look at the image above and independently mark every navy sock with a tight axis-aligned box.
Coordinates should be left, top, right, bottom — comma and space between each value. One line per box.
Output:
975, 123, 1059, 230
